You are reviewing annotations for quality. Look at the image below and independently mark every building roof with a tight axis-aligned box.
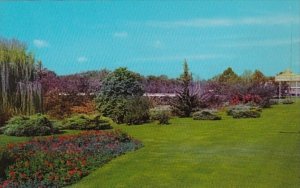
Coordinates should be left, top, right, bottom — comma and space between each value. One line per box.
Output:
144, 93, 176, 97
275, 69, 300, 82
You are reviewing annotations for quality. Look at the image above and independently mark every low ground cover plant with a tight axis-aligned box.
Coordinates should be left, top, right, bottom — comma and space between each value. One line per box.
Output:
0, 130, 142, 187
227, 104, 261, 118
1, 114, 59, 137
63, 114, 112, 130
192, 110, 221, 120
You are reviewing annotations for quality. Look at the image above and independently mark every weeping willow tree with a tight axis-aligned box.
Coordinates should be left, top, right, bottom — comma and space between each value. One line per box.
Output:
0, 39, 42, 117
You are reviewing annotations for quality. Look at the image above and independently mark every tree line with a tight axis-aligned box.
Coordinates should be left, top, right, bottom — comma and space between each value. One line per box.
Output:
0, 38, 285, 125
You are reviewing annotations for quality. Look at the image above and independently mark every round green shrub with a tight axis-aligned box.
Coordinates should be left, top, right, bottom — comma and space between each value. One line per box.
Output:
231, 110, 261, 118
63, 114, 112, 130
123, 97, 150, 125
227, 104, 261, 119
192, 110, 221, 120
269, 99, 279, 105
3, 114, 59, 137
150, 107, 171, 124
282, 99, 294, 104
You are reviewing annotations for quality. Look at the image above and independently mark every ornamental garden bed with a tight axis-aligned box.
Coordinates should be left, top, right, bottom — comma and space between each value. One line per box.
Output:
0, 130, 142, 187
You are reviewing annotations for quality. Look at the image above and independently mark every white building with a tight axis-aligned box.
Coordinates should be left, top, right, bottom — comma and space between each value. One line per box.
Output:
275, 69, 300, 97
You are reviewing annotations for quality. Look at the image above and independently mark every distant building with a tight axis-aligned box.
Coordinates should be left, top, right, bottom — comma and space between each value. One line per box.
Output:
143, 93, 176, 97
275, 69, 300, 97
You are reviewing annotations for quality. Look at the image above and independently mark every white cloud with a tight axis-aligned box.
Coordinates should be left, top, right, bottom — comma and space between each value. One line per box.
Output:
113, 31, 128, 38
33, 39, 49, 48
77, 56, 88, 63
134, 54, 229, 62
146, 15, 300, 28
219, 38, 300, 48
153, 40, 163, 49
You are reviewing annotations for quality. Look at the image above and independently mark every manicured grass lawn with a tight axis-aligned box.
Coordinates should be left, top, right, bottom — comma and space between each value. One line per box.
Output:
0, 134, 29, 147
0, 130, 81, 148
72, 102, 300, 188
1, 102, 299, 187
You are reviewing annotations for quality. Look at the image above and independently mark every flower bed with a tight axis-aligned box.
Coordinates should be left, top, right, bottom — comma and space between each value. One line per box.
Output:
0, 130, 142, 187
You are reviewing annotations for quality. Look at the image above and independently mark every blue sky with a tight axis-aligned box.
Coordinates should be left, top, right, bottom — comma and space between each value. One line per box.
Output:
1, 1, 300, 79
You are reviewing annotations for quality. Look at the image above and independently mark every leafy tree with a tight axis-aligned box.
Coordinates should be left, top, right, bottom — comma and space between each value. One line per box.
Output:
240, 70, 253, 84
172, 60, 198, 117
0, 38, 42, 125
38, 69, 97, 119
218, 67, 239, 83
143, 75, 179, 93
252, 70, 266, 83
96, 67, 148, 124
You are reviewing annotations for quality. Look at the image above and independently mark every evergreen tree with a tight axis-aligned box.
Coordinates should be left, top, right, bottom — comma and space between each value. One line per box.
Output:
172, 60, 198, 117
96, 67, 149, 124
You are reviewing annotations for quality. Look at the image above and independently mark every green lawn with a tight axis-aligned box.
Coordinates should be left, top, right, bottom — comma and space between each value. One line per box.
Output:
1, 102, 300, 187
73, 102, 300, 188
0, 130, 81, 148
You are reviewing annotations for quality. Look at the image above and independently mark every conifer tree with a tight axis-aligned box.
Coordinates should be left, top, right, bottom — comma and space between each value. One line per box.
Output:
172, 60, 198, 117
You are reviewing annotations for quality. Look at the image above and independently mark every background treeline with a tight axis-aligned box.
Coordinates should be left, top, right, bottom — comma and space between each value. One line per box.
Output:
0, 38, 287, 125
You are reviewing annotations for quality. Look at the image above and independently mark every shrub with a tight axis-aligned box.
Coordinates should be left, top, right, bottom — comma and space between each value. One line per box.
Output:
63, 114, 112, 130
150, 107, 171, 124
0, 127, 5, 134
0, 130, 142, 187
2, 114, 59, 137
193, 110, 221, 120
231, 110, 261, 118
269, 99, 279, 105
258, 98, 272, 108
227, 104, 261, 118
123, 97, 150, 125
227, 104, 261, 115
282, 99, 294, 104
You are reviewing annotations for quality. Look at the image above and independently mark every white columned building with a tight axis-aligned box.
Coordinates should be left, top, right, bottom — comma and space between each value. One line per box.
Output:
275, 70, 300, 97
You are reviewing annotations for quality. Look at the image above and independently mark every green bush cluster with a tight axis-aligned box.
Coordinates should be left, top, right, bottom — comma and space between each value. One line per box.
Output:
123, 97, 150, 125
150, 106, 171, 124
269, 99, 279, 105
282, 99, 294, 104
0, 127, 5, 134
2, 114, 59, 137
227, 105, 261, 118
63, 114, 112, 130
193, 110, 221, 120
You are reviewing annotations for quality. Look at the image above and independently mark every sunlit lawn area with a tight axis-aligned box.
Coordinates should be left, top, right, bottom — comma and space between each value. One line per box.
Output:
0, 130, 81, 148
1, 102, 299, 187
73, 101, 300, 187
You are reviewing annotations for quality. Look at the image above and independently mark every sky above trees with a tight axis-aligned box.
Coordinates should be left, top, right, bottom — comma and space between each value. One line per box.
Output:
0, 0, 299, 79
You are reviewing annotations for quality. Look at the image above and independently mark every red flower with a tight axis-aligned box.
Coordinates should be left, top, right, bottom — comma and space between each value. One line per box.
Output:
9, 171, 16, 178
68, 169, 77, 176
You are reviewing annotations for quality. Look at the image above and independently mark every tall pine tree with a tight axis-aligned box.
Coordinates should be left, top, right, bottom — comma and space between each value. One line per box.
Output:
172, 60, 198, 117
